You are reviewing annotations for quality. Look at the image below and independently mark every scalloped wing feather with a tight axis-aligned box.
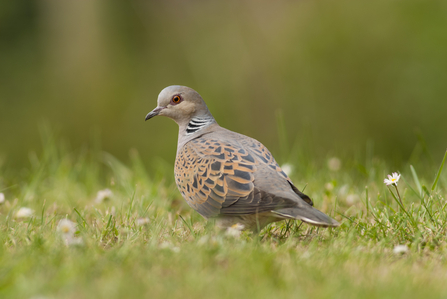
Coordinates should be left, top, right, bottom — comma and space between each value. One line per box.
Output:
175, 138, 257, 218
174, 136, 310, 218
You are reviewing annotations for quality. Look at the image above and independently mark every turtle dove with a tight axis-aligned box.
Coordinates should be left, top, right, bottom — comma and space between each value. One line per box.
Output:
145, 85, 339, 230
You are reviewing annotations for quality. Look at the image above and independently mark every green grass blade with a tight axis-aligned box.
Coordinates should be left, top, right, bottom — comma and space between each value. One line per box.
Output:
127, 188, 136, 222
40, 199, 46, 226
387, 186, 415, 227
365, 186, 369, 217
432, 149, 447, 191
410, 165, 422, 196
422, 185, 431, 197
179, 215, 195, 237
74, 208, 90, 229
401, 175, 423, 200
106, 214, 113, 229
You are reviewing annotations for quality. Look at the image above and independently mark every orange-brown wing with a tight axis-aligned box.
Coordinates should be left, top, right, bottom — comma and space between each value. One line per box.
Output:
174, 138, 257, 218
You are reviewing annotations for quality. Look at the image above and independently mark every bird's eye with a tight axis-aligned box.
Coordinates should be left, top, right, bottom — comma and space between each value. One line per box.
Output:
171, 95, 182, 105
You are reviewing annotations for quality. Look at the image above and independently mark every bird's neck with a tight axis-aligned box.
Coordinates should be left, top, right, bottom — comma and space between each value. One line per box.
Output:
177, 117, 217, 153
185, 116, 215, 135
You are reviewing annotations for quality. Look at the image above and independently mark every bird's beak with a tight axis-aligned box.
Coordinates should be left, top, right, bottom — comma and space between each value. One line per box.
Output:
145, 107, 165, 121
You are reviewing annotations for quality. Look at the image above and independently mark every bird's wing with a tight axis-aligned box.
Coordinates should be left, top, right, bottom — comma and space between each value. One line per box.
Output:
175, 136, 309, 218
239, 137, 313, 206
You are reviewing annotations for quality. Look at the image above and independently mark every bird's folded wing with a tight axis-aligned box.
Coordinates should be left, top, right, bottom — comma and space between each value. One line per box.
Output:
239, 137, 313, 206
175, 137, 305, 218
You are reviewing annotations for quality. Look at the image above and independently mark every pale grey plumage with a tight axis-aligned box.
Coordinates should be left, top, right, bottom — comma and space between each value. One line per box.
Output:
145, 85, 339, 230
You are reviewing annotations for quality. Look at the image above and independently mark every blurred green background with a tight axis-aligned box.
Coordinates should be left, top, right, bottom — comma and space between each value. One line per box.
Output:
1, 0, 446, 169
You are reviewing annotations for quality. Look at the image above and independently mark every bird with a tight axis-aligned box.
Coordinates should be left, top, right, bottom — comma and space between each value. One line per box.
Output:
145, 85, 339, 231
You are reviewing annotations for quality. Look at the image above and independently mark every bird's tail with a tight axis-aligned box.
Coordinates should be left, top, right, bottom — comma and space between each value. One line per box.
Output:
272, 205, 339, 227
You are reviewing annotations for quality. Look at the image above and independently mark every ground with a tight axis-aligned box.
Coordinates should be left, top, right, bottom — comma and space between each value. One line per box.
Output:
1, 135, 447, 299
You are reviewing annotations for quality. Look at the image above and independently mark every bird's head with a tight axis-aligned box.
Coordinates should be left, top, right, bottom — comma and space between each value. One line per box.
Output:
145, 85, 212, 125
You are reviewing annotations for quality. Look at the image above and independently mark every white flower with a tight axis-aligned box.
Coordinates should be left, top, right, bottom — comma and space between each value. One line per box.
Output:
0, 193, 4, 204
225, 223, 244, 238
300, 251, 311, 259
57, 219, 83, 246
346, 194, 359, 205
94, 188, 113, 203
15, 207, 34, 218
136, 217, 150, 226
281, 163, 294, 176
57, 219, 77, 235
327, 157, 341, 172
325, 182, 334, 191
393, 244, 409, 254
159, 241, 180, 253
384, 172, 401, 186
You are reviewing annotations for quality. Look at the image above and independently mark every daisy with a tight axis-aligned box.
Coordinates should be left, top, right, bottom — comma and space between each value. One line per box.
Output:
57, 219, 77, 235
384, 172, 400, 186
159, 242, 180, 253
384, 172, 405, 209
57, 219, 83, 246
15, 207, 34, 219
280, 163, 294, 176
94, 188, 113, 203
136, 217, 150, 226
328, 157, 342, 172
393, 244, 409, 254
225, 223, 245, 238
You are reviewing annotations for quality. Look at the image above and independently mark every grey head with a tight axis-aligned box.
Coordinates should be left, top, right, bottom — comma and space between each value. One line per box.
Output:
145, 85, 215, 127
145, 86, 217, 149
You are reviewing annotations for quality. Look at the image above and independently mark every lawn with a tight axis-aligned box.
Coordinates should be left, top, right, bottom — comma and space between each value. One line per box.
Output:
1, 132, 447, 299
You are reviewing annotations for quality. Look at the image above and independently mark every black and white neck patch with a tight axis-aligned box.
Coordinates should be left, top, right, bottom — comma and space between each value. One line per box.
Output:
186, 117, 214, 135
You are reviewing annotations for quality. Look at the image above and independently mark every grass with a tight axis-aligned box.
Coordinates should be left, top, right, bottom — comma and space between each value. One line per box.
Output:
1, 131, 447, 299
